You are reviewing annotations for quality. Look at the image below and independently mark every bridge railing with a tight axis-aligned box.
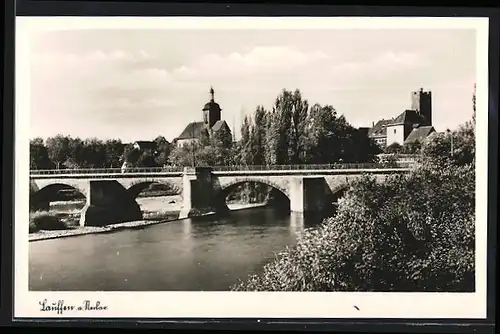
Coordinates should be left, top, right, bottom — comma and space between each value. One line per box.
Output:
29, 162, 413, 175
212, 162, 413, 171
29, 166, 185, 175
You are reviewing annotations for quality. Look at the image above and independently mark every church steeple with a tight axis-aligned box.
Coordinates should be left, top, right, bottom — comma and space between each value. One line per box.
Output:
210, 86, 215, 102
202, 86, 222, 128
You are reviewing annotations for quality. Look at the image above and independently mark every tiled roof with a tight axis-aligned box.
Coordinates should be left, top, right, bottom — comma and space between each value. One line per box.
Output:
176, 122, 209, 140
390, 109, 426, 126
368, 109, 428, 139
212, 120, 230, 132
368, 119, 392, 138
404, 125, 436, 143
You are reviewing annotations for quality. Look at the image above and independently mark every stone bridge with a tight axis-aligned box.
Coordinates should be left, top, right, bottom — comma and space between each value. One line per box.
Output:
29, 165, 411, 227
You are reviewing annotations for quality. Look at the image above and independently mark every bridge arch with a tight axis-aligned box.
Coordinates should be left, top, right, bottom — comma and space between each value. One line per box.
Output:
126, 180, 182, 199
30, 183, 87, 212
330, 184, 350, 202
218, 177, 289, 197
217, 179, 290, 209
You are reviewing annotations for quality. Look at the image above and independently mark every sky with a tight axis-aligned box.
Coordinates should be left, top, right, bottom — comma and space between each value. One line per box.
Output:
28, 28, 477, 143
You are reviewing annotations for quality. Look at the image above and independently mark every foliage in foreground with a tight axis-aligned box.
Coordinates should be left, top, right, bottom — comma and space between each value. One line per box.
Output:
29, 211, 68, 233
232, 159, 475, 292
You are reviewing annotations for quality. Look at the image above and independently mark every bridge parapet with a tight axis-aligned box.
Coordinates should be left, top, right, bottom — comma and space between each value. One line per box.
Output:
29, 162, 415, 177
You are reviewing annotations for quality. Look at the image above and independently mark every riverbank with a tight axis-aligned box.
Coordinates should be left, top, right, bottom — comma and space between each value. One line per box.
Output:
29, 202, 266, 242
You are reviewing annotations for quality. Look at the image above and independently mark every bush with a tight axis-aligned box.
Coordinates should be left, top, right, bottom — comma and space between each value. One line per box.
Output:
29, 211, 68, 232
385, 142, 403, 154
419, 121, 475, 167
403, 140, 422, 154
232, 161, 475, 292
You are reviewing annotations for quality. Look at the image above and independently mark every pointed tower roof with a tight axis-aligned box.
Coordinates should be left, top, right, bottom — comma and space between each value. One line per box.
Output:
202, 86, 221, 111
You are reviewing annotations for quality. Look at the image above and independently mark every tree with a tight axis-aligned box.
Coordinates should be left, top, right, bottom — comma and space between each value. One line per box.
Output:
45, 135, 71, 169
233, 149, 475, 292
403, 140, 422, 154
233, 118, 476, 292
249, 106, 267, 166
168, 140, 213, 167
210, 124, 233, 166
239, 115, 253, 165
346, 128, 381, 162
81, 138, 106, 168
122, 144, 142, 166
453, 120, 475, 165
264, 110, 279, 165
168, 144, 193, 167
420, 121, 475, 167
104, 139, 124, 168
306, 104, 340, 163
136, 150, 157, 167
385, 142, 404, 154
30, 138, 53, 169
273, 90, 294, 164
153, 136, 172, 167
288, 90, 309, 164
196, 145, 219, 166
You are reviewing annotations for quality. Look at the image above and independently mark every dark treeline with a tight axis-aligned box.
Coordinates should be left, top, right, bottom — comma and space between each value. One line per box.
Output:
30, 88, 381, 171
30, 135, 173, 170
237, 90, 380, 166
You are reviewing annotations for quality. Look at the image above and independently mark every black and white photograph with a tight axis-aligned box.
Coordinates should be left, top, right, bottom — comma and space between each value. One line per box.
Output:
14, 16, 489, 319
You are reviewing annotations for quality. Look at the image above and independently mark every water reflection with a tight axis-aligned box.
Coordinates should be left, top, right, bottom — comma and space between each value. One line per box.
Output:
289, 212, 305, 236
182, 219, 192, 239
30, 207, 325, 291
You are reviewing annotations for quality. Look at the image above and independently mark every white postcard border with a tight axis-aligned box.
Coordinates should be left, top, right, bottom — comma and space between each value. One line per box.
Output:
14, 16, 490, 319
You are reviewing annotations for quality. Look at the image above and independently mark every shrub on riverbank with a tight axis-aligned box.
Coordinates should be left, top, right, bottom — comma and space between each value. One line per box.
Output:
29, 211, 68, 233
232, 120, 476, 292
232, 159, 475, 292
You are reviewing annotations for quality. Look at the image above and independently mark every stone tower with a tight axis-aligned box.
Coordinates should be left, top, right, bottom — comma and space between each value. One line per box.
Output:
202, 86, 222, 128
411, 88, 432, 126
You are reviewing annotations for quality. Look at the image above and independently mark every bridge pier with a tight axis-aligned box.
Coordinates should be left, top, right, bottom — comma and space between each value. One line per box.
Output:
289, 177, 331, 214
179, 167, 229, 219
79, 180, 143, 227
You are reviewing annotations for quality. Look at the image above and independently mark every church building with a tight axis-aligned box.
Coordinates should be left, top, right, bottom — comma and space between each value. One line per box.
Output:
174, 87, 232, 148
368, 88, 436, 148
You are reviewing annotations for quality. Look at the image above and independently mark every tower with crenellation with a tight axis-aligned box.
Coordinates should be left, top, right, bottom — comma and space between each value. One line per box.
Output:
411, 88, 432, 126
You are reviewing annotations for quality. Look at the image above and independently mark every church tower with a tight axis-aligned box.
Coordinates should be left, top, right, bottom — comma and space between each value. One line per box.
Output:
411, 88, 432, 126
202, 86, 222, 128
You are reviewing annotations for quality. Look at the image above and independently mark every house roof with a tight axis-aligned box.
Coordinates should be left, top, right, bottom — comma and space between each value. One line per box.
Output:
404, 126, 436, 144
212, 120, 230, 132
134, 141, 156, 150
368, 119, 392, 138
390, 109, 426, 126
368, 109, 429, 139
176, 122, 209, 140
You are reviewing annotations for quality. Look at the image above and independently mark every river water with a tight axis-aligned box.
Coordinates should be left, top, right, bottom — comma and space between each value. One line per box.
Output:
29, 206, 324, 291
